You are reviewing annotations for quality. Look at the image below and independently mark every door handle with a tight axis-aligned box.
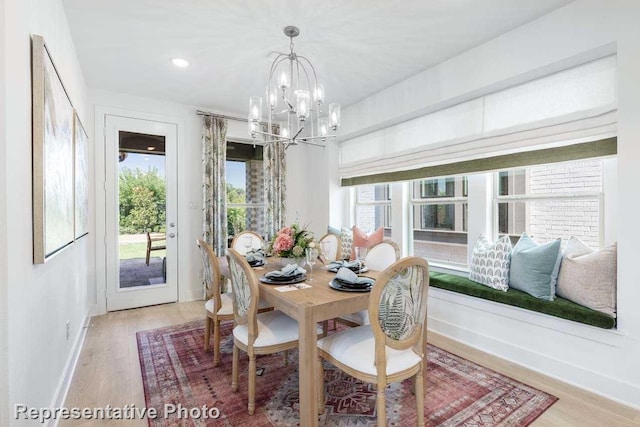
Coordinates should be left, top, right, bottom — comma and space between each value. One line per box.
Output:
169, 233, 176, 238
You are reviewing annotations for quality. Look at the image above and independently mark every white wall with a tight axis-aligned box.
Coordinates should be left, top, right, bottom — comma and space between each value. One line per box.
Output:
335, 0, 640, 408
2, 0, 92, 423
0, 0, 10, 423
90, 90, 311, 312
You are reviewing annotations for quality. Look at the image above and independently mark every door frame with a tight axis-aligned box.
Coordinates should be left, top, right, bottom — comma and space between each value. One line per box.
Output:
94, 106, 185, 315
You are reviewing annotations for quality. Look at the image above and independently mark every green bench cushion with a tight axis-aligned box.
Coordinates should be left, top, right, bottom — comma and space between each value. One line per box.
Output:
429, 271, 616, 329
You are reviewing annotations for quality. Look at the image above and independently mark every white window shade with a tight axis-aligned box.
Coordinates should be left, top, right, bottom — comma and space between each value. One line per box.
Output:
339, 56, 617, 182
484, 56, 616, 132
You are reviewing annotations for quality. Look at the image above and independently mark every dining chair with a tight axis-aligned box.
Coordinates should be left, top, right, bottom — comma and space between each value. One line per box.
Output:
231, 230, 265, 255
197, 240, 269, 366
146, 231, 166, 266
227, 249, 311, 415
317, 257, 430, 426
337, 240, 401, 327
318, 233, 341, 262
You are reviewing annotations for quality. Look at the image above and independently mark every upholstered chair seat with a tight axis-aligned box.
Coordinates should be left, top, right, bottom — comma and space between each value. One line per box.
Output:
318, 325, 421, 376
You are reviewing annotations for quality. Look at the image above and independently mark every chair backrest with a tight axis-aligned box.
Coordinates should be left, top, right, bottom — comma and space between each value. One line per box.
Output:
364, 240, 400, 271
369, 257, 429, 375
226, 249, 259, 333
231, 230, 265, 255
196, 239, 223, 302
318, 233, 341, 262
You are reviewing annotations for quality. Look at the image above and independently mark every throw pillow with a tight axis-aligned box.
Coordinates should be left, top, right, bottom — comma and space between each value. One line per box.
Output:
351, 226, 384, 260
556, 237, 617, 317
327, 225, 341, 236
339, 227, 353, 260
469, 235, 512, 291
509, 234, 562, 301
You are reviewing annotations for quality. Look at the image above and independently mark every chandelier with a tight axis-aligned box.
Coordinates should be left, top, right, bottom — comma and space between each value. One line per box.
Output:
248, 26, 340, 148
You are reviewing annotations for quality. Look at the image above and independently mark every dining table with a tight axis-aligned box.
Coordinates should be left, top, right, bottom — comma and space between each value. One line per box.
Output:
252, 260, 381, 427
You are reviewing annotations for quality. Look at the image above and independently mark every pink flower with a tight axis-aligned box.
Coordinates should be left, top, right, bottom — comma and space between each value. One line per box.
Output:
273, 233, 294, 253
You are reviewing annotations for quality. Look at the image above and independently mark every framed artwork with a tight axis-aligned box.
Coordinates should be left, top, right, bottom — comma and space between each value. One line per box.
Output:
74, 111, 89, 239
32, 34, 75, 263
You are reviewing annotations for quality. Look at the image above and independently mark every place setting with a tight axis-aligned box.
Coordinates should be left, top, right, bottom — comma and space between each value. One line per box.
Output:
329, 266, 375, 292
245, 249, 266, 268
259, 263, 307, 285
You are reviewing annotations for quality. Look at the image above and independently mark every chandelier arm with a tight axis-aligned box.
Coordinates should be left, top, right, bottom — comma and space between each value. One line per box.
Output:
291, 124, 304, 141
268, 54, 289, 80
296, 55, 319, 87
252, 129, 282, 139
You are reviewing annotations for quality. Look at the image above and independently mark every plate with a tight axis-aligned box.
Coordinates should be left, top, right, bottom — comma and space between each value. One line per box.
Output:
326, 265, 369, 273
248, 259, 265, 267
259, 274, 307, 285
329, 277, 375, 292
335, 277, 373, 289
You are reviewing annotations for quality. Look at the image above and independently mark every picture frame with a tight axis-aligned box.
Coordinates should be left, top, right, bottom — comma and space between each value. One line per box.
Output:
74, 110, 89, 239
32, 34, 75, 263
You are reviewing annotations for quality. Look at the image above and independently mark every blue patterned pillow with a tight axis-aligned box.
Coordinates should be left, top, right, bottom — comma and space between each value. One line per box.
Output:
469, 235, 512, 291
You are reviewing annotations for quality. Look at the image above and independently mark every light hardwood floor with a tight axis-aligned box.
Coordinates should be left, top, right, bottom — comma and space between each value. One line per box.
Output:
61, 301, 639, 426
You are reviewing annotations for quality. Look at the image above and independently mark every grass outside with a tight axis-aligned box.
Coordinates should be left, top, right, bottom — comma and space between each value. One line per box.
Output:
119, 242, 166, 260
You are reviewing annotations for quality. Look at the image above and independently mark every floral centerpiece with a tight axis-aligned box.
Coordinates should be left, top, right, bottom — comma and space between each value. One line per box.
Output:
271, 223, 317, 266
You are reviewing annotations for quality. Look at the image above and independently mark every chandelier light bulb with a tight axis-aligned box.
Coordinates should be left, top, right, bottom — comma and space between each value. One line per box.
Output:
249, 96, 262, 123
267, 86, 278, 109
279, 71, 289, 90
281, 126, 289, 138
319, 117, 328, 138
329, 103, 341, 130
314, 84, 325, 104
248, 115, 259, 136
296, 90, 310, 121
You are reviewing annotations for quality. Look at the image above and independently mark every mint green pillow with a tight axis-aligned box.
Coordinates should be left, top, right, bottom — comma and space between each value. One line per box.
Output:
509, 234, 562, 301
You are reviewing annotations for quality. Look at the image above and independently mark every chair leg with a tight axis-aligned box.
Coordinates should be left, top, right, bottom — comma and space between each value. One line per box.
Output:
213, 320, 221, 366
283, 349, 289, 367
317, 357, 324, 415
376, 379, 386, 427
204, 317, 211, 351
321, 320, 328, 337
248, 354, 256, 415
231, 344, 239, 392
415, 366, 425, 427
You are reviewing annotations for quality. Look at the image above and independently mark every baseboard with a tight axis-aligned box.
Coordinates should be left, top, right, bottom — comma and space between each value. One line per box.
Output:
180, 287, 203, 302
45, 311, 91, 427
428, 314, 640, 410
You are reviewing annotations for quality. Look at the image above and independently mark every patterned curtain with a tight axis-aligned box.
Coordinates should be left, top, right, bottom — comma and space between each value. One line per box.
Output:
263, 124, 287, 240
202, 116, 228, 255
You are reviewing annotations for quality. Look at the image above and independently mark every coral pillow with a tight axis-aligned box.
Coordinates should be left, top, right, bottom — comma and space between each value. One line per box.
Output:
351, 226, 384, 260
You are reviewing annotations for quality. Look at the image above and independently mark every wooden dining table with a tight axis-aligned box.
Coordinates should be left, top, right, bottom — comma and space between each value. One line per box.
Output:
252, 260, 380, 427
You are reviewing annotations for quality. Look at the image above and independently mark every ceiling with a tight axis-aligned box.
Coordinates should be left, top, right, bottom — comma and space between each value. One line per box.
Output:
63, 0, 574, 115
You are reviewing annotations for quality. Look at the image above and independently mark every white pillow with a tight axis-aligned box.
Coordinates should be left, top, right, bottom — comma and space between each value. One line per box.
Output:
556, 237, 617, 317
469, 235, 512, 291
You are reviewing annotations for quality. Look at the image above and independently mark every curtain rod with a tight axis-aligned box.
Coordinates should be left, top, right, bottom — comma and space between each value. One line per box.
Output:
196, 110, 247, 123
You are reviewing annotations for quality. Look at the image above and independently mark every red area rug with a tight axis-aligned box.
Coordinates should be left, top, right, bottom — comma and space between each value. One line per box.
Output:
137, 321, 557, 426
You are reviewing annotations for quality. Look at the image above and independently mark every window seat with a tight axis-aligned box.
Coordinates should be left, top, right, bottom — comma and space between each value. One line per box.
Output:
429, 272, 616, 329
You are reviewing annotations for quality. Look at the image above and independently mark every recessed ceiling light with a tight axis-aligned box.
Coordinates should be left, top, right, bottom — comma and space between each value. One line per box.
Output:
147, 146, 156, 151
171, 58, 189, 68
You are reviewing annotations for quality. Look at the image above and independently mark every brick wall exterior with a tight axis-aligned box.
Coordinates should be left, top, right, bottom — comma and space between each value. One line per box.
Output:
527, 159, 602, 248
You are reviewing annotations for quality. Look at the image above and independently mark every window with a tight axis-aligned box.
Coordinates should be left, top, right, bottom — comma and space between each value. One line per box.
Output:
496, 159, 604, 248
354, 184, 391, 235
411, 176, 468, 266
226, 142, 266, 239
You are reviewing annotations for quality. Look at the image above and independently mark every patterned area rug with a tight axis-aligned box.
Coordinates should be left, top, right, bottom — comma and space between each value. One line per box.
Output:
137, 321, 557, 426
